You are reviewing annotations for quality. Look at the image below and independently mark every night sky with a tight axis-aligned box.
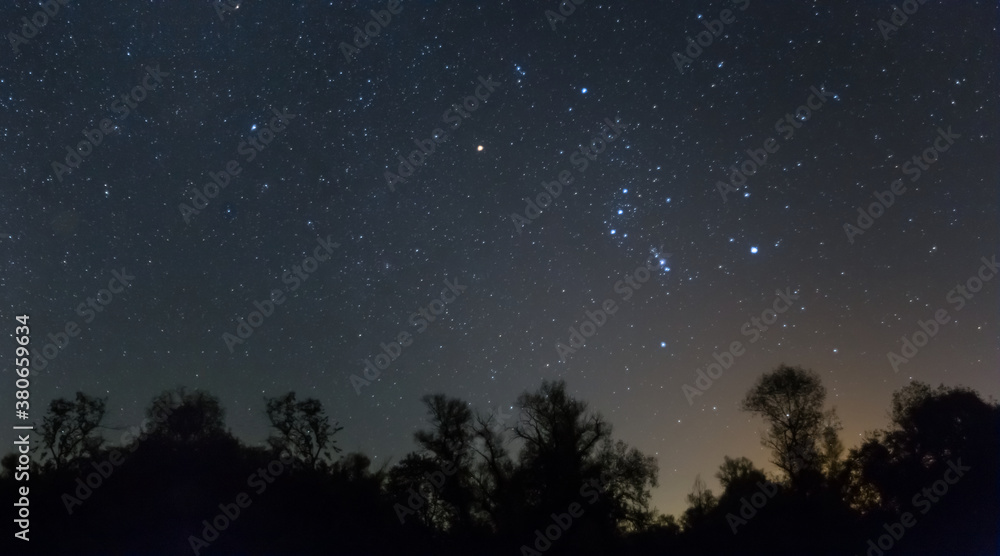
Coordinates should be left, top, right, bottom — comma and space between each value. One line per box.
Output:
2, 0, 997, 518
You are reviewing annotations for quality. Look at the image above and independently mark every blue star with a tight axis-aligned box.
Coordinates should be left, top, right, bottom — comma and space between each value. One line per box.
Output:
581, 87, 588, 94
751, 246, 758, 254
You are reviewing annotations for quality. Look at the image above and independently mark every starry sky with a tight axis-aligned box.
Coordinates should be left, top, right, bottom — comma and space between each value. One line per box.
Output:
2, 0, 997, 518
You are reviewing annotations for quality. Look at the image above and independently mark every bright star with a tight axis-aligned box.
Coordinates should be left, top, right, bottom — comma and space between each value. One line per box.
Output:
751, 247, 758, 254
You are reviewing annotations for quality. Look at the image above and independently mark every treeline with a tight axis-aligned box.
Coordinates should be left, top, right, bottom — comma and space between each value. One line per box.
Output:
2, 365, 997, 555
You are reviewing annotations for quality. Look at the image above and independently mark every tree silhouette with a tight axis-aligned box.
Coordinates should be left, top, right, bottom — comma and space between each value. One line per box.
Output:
144, 386, 227, 443
741, 364, 828, 488
1, 375, 996, 555
681, 475, 717, 530
39, 391, 106, 470
414, 394, 475, 463
513, 380, 610, 509
712, 455, 775, 535
818, 408, 845, 481
265, 391, 343, 470
850, 382, 999, 509
845, 382, 1000, 555
470, 410, 517, 537
386, 451, 452, 530
594, 438, 658, 532
715, 456, 768, 494
412, 394, 477, 534
651, 513, 681, 535
333, 451, 380, 482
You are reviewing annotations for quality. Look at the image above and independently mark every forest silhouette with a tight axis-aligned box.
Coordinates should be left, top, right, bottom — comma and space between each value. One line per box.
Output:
3, 365, 997, 555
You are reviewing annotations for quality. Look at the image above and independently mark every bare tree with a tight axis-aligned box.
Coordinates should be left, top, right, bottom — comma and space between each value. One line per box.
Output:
39, 392, 106, 470
414, 394, 475, 468
265, 392, 343, 470
413, 394, 477, 533
513, 380, 610, 491
470, 410, 515, 529
819, 408, 845, 479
